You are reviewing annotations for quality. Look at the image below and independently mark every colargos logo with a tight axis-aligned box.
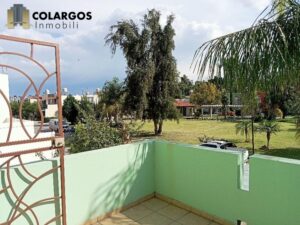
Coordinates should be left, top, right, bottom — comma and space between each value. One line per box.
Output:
33, 11, 92, 29
7, 4, 93, 30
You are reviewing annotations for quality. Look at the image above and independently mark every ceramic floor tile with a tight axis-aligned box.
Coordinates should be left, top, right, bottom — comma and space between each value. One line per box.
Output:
137, 212, 172, 225
100, 213, 139, 225
141, 198, 169, 211
122, 204, 153, 221
99, 198, 217, 225
168, 222, 182, 225
179, 213, 211, 225
90, 222, 101, 225
158, 204, 188, 220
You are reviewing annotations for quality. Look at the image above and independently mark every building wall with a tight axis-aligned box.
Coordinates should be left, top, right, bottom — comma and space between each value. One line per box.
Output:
178, 107, 194, 117
0, 119, 55, 166
42, 93, 99, 118
44, 104, 58, 118
85, 94, 99, 104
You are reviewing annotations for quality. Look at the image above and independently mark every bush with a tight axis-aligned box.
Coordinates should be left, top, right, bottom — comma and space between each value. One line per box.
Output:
194, 109, 203, 118
254, 113, 264, 122
274, 107, 283, 118
69, 117, 123, 154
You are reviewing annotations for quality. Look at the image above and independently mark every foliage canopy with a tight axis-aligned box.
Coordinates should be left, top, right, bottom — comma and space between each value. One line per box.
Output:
192, 0, 300, 92
105, 9, 179, 135
190, 82, 221, 106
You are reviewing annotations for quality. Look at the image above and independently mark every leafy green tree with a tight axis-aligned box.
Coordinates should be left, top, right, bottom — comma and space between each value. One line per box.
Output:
257, 120, 280, 150
11, 101, 19, 117
178, 75, 193, 97
10, 101, 41, 121
208, 77, 224, 90
294, 91, 300, 139
266, 85, 299, 119
105, 16, 151, 118
69, 116, 123, 153
190, 82, 221, 106
99, 77, 124, 122
193, 0, 300, 138
147, 11, 179, 135
285, 88, 300, 116
23, 101, 41, 121
106, 9, 179, 135
63, 95, 79, 124
77, 96, 95, 122
235, 120, 252, 142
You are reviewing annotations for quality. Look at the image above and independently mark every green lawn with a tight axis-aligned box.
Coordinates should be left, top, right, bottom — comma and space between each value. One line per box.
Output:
136, 118, 300, 160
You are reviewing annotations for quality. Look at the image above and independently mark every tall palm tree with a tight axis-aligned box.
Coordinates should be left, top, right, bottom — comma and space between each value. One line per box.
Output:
193, 0, 300, 88
235, 120, 252, 142
257, 120, 280, 149
276, 0, 290, 13
192, 0, 300, 141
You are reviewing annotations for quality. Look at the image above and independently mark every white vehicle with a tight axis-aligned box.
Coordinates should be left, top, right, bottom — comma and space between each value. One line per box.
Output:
200, 140, 249, 162
49, 119, 70, 132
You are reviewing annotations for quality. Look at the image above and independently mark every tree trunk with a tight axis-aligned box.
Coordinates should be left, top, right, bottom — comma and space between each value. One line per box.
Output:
282, 110, 286, 119
115, 113, 119, 123
157, 120, 163, 135
154, 120, 158, 135
251, 116, 255, 154
245, 128, 249, 142
266, 132, 270, 150
130, 113, 133, 124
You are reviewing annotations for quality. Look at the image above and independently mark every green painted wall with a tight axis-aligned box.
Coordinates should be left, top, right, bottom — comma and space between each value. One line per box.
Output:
64, 141, 155, 224
244, 155, 300, 225
0, 141, 154, 225
154, 141, 300, 225
154, 141, 245, 224
1, 140, 300, 225
0, 160, 62, 224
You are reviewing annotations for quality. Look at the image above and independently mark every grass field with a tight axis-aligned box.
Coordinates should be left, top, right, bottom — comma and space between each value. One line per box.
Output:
136, 118, 300, 160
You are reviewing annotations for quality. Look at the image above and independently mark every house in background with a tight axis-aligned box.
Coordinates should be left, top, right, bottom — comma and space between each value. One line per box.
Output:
41, 88, 100, 118
175, 98, 195, 117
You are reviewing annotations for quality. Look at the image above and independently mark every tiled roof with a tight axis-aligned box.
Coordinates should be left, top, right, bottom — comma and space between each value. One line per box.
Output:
175, 100, 195, 107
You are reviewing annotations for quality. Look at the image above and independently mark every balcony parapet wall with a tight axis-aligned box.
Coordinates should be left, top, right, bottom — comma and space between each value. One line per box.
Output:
1, 140, 299, 225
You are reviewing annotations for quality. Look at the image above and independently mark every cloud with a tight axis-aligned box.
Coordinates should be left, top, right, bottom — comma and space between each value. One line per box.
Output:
0, 0, 268, 94
240, 0, 271, 10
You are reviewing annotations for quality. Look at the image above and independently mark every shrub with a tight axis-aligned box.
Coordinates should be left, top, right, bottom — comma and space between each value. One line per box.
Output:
256, 120, 280, 150
69, 117, 123, 154
274, 107, 283, 118
254, 113, 264, 122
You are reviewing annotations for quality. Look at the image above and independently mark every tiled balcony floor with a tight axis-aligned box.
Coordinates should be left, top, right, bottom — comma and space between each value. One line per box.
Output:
96, 198, 221, 225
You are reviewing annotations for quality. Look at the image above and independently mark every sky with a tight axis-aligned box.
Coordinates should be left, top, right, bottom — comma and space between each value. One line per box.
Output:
0, 0, 271, 95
